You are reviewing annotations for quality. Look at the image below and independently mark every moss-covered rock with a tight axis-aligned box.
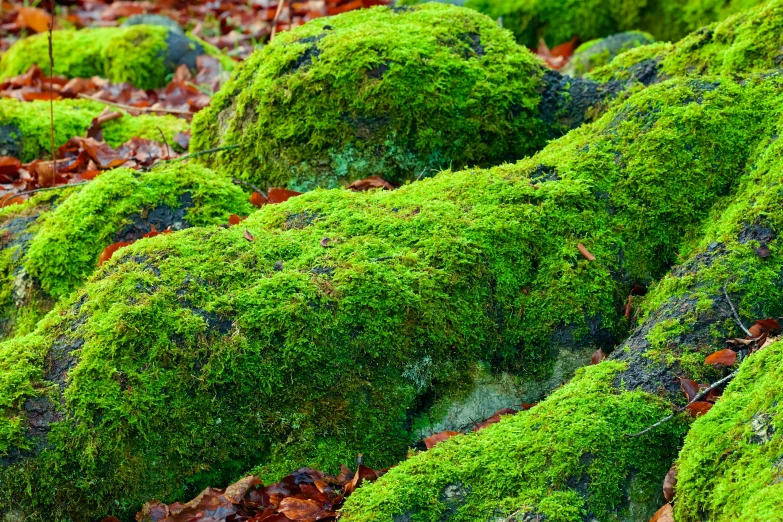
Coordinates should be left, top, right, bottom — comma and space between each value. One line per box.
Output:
0, 25, 233, 90
562, 31, 655, 77
0, 163, 254, 342
0, 74, 778, 519
588, 0, 783, 86
191, 3, 607, 190
0, 98, 189, 162
465, 0, 766, 48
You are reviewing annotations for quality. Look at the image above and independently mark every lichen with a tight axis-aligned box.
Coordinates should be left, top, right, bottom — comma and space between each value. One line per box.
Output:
0, 25, 233, 90
191, 3, 549, 189
0, 98, 189, 162
0, 74, 779, 518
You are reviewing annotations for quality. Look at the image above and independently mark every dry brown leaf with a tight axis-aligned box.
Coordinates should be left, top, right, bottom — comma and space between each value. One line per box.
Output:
320, 237, 330, 248
685, 401, 713, 418
704, 349, 737, 367
591, 348, 607, 365
16, 7, 53, 33
577, 242, 596, 261
244, 229, 255, 242
679, 377, 700, 403
662, 465, 677, 502
250, 191, 268, 208
268, 187, 302, 203
347, 175, 394, 191
649, 503, 674, 522
423, 431, 461, 450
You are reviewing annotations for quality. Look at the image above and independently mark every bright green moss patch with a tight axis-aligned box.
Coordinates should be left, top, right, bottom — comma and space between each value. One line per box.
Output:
0, 25, 232, 89
563, 31, 655, 77
0, 75, 780, 518
0, 98, 189, 162
675, 340, 783, 520
191, 3, 549, 190
341, 362, 687, 522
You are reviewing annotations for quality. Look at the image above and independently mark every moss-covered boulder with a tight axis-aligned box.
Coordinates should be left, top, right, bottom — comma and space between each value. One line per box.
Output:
0, 73, 778, 519
0, 25, 232, 90
0, 98, 189, 162
465, 0, 765, 47
588, 0, 783, 86
342, 81, 783, 522
562, 31, 655, 77
0, 163, 254, 342
191, 3, 625, 191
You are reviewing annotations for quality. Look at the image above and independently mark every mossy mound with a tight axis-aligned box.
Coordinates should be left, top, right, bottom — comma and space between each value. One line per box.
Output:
0, 25, 232, 90
465, 0, 765, 47
191, 4, 550, 191
0, 98, 189, 162
562, 31, 655, 77
0, 163, 254, 342
0, 75, 779, 519
341, 362, 686, 521
588, 0, 783, 86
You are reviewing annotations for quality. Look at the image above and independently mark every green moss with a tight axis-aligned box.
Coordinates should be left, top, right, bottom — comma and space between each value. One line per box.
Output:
563, 31, 655, 77
589, 0, 783, 84
0, 25, 233, 90
0, 75, 779, 518
341, 362, 687, 521
0, 163, 253, 343
675, 341, 783, 520
0, 98, 189, 162
191, 4, 549, 190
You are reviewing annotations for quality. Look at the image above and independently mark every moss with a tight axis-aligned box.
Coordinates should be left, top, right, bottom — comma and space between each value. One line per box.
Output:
0, 25, 233, 90
0, 75, 779, 518
589, 0, 783, 85
0, 163, 253, 343
563, 31, 655, 77
191, 4, 549, 190
341, 362, 687, 521
466, 0, 767, 48
0, 98, 189, 162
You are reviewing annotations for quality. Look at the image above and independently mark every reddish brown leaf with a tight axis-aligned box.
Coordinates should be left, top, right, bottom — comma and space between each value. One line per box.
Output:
86, 108, 123, 140
662, 465, 677, 502
577, 242, 596, 261
342, 464, 379, 497
704, 349, 737, 367
473, 408, 517, 431
704, 387, 723, 404
753, 318, 780, 334
347, 175, 394, 191
649, 503, 674, 522
244, 229, 255, 242
519, 403, 536, 410
228, 214, 241, 226
0, 156, 22, 182
98, 241, 133, 266
268, 187, 302, 204
250, 191, 268, 208
591, 348, 607, 365
685, 401, 713, 418
679, 377, 700, 403
16, 7, 53, 33
624, 295, 633, 320
423, 431, 461, 450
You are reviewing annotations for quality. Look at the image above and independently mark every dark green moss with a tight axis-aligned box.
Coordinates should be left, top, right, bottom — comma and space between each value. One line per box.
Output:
0, 25, 233, 90
0, 75, 779, 519
191, 4, 550, 190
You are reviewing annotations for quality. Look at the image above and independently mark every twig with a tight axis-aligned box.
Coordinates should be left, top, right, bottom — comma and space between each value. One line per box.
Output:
415, 167, 428, 182
626, 370, 738, 438
77, 94, 192, 115
1, 182, 89, 207
270, 0, 286, 40
48, 0, 56, 177
147, 145, 240, 170
722, 283, 753, 337
157, 126, 171, 160
232, 178, 267, 200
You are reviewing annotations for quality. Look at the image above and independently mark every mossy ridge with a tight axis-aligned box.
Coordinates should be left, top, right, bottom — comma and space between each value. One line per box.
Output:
0, 75, 779, 519
191, 3, 550, 190
0, 163, 254, 343
0, 25, 233, 90
562, 31, 655, 77
0, 98, 189, 162
464, 0, 765, 48
341, 362, 687, 522
588, 0, 783, 85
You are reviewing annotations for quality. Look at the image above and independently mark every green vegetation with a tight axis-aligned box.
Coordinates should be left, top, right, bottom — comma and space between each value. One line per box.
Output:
0, 163, 253, 342
0, 25, 232, 90
0, 74, 779, 519
563, 31, 655, 76
0, 98, 189, 162
191, 3, 549, 191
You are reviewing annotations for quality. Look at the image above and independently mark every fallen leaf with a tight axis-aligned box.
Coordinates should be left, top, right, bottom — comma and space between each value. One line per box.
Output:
320, 237, 330, 247
662, 465, 677, 502
16, 7, 53, 34
685, 401, 713, 418
679, 377, 700, 403
244, 229, 255, 242
347, 175, 394, 191
649, 503, 674, 522
591, 348, 607, 365
98, 241, 133, 265
624, 295, 633, 320
473, 408, 517, 431
519, 403, 536, 410
250, 191, 268, 208
228, 214, 241, 226
423, 431, 461, 450
277, 498, 322, 522
268, 187, 302, 203
577, 242, 596, 261
704, 349, 737, 366
86, 108, 123, 140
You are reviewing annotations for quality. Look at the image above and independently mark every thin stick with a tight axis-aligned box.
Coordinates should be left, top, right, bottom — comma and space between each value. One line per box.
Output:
1, 181, 89, 207
157, 126, 171, 160
232, 178, 267, 200
723, 283, 753, 337
77, 94, 192, 115
147, 145, 239, 170
270, 0, 286, 40
48, 0, 56, 176
626, 370, 738, 437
